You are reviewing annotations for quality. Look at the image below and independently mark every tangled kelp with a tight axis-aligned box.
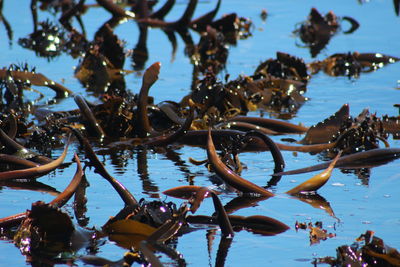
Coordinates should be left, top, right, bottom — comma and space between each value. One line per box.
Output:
314, 231, 400, 266
0, 0, 399, 266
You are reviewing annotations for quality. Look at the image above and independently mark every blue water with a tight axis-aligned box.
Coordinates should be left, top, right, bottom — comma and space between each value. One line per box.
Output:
0, 0, 400, 266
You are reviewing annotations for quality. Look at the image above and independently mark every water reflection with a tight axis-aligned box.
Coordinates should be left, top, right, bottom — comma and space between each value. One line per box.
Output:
293, 8, 359, 58
136, 147, 160, 198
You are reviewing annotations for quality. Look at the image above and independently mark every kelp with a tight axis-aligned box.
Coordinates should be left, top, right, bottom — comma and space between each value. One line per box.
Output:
314, 231, 400, 266
294, 8, 359, 57
136, 62, 161, 138
0, 64, 73, 98
0, 153, 83, 228
69, 128, 138, 207
18, 20, 66, 60
286, 152, 341, 194
206, 128, 274, 197
301, 104, 350, 145
274, 148, 400, 176
0, 137, 70, 181
295, 221, 336, 245
308, 52, 400, 78
0, 0, 399, 266
227, 115, 308, 134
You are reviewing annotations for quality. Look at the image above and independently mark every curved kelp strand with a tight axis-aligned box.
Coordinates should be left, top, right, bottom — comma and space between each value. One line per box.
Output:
69, 128, 138, 207
0, 128, 52, 164
0, 68, 73, 97
211, 192, 234, 237
227, 116, 308, 134
0, 154, 39, 168
136, 62, 161, 138
206, 128, 274, 197
0, 153, 84, 228
74, 94, 105, 138
144, 102, 194, 146
243, 130, 285, 173
0, 136, 70, 181
286, 152, 341, 194
222, 121, 279, 135
274, 148, 400, 176
4, 112, 18, 139
50, 153, 84, 207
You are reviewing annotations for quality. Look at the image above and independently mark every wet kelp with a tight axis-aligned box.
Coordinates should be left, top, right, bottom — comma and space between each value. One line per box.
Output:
313, 230, 400, 266
0, 0, 400, 266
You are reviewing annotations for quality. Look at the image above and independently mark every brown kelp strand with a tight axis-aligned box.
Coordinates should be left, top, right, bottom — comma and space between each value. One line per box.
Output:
49, 153, 84, 207
293, 8, 359, 58
221, 121, 279, 135
144, 102, 194, 146
210, 192, 234, 237
243, 130, 285, 173
308, 52, 400, 77
227, 116, 308, 134
74, 94, 106, 138
188, 186, 215, 213
158, 101, 186, 125
276, 141, 336, 153
0, 154, 39, 168
0, 67, 73, 97
2, 112, 18, 139
0, 137, 70, 181
145, 216, 185, 244
0, 128, 30, 154
136, 62, 161, 138
68, 128, 138, 207
0, 212, 28, 228
163, 185, 218, 214
0, 154, 83, 227
0, 128, 53, 164
177, 128, 336, 153
300, 103, 350, 145
206, 128, 274, 197
274, 148, 400, 176
313, 231, 400, 266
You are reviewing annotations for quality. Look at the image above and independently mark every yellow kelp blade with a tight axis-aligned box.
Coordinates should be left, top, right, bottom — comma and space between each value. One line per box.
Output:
286, 152, 341, 195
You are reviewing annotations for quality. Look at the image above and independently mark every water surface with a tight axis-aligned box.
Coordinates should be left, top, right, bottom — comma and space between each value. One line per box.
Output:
0, 0, 399, 266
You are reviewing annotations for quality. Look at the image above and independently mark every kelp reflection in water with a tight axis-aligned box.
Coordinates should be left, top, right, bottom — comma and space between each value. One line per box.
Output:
0, 0, 400, 266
